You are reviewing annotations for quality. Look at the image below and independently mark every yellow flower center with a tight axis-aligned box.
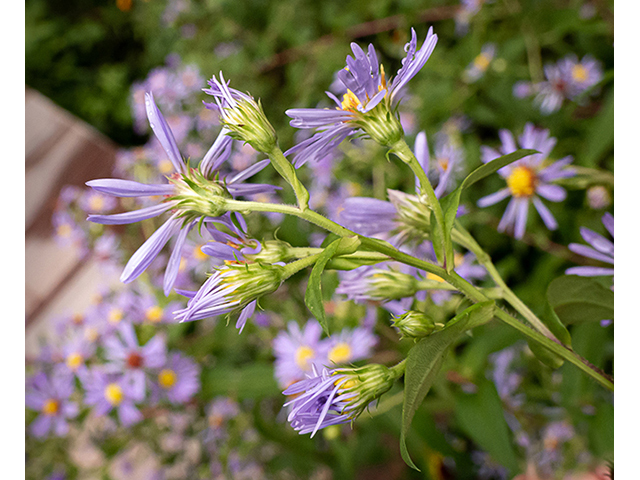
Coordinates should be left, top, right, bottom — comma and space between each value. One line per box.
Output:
328, 343, 352, 364
108, 308, 124, 324
104, 383, 124, 406
158, 159, 174, 174
88, 195, 105, 212
335, 378, 357, 390
340, 89, 361, 112
42, 399, 59, 416
571, 64, 588, 83
145, 305, 163, 323
473, 53, 491, 71
507, 166, 537, 197
66, 352, 83, 371
193, 245, 208, 261
158, 369, 177, 389
179, 258, 188, 272
295, 346, 315, 370
57, 224, 72, 238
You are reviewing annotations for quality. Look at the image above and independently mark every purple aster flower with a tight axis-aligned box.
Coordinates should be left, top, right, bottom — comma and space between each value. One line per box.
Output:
476, 123, 575, 239
151, 352, 200, 405
132, 291, 183, 325
513, 80, 534, 99
174, 261, 285, 332
86, 92, 278, 295
273, 320, 327, 388
102, 323, 167, 399
463, 43, 496, 83
56, 332, 97, 379
490, 346, 524, 409
82, 368, 144, 427
557, 54, 603, 99
26, 371, 78, 438
284, 27, 438, 166
323, 327, 378, 366
283, 363, 398, 437
77, 189, 117, 214
565, 213, 614, 282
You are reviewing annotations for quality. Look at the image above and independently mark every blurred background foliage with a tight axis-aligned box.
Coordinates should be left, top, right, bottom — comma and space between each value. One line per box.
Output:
26, 0, 613, 478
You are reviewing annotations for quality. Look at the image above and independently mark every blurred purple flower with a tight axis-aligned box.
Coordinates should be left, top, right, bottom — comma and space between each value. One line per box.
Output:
82, 368, 144, 427
151, 352, 200, 405
26, 371, 78, 438
566, 212, 614, 283
273, 320, 326, 389
477, 123, 575, 239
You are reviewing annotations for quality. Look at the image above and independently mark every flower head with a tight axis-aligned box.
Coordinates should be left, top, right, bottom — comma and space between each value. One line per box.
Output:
26, 371, 78, 438
174, 261, 285, 332
477, 123, 575, 239
86, 92, 278, 295
283, 364, 399, 437
463, 43, 496, 83
152, 352, 200, 405
565, 213, 614, 282
285, 27, 438, 166
273, 320, 326, 388
82, 368, 144, 426
204, 73, 278, 154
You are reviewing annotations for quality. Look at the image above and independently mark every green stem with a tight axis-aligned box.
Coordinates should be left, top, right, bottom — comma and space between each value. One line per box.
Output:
281, 252, 323, 278
390, 139, 449, 267
266, 145, 310, 210
222, 198, 613, 391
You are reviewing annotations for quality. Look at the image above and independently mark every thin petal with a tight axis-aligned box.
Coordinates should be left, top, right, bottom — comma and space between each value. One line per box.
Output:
88, 202, 176, 225
532, 197, 558, 230
145, 92, 184, 173
164, 221, 195, 296
86, 179, 175, 197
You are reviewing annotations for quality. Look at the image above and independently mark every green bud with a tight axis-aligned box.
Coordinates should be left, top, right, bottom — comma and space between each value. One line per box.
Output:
244, 240, 296, 264
221, 97, 278, 154
391, 311, 443, 339
169, 168, 231, 220
366, 268, 418, 301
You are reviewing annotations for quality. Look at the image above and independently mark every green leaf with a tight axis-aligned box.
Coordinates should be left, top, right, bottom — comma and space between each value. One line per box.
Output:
305, 237, 360, 335
441, 149, 537, 273
581, 88, 614, 167
400, 301, 495, 470
547, 275, 614, 325
430, 209, 445, 265
527, 300, 573, 369
455, 380, 520, 474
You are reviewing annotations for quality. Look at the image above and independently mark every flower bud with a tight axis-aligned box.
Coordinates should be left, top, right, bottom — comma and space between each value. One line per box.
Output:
244, 240, 296, 264
391, 310, 443, 339
221, 97, 278, 154
355, 105, 404, 148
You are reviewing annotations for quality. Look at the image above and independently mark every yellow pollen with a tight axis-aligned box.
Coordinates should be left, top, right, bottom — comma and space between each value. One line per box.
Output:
145, 305, 164, 323
104, 383, 124, 406
474, 53, 491, 71
572, 64, 588, 83
507, 166, 537, 197
193, 245, 208, 261
158, 369, 177, 389
108, 308, 124, 324
57, 224, 72, 238
340, 89, 361, 112
179, 258, 187, 272
88, 195, 105, 212
42, 399, 59, 416
328, 343, 352, 364
426, 272, 445, 283
379, 65, 387, 90
72, 313, 84, 325
295, 346, 315, 370
66, 352, 83, 371
336, 378, 357, 389
158, 159, 174, 174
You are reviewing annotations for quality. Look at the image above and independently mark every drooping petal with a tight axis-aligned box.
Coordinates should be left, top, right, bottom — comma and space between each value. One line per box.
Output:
513, 198, 530, 239
236, 300, 256, 333
579, 227, 614, 256
568, 244, 614, 264
120, 215, 182, 283
88, 202, 176, 225
86, 179, 175, 197
164, 221, 195, 296
390, 27, 438, 101
532, 197, 558, 230
477, 188, 511, 208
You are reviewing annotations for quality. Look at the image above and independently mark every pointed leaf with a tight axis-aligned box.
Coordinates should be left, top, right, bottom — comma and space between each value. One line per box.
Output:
441, 149, 538, 272
400, 301, 495, 470
527, 300, 573, 369
305, 237, 361, 335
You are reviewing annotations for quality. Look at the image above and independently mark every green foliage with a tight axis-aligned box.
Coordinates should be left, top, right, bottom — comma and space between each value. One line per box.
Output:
547, 275, 614, 325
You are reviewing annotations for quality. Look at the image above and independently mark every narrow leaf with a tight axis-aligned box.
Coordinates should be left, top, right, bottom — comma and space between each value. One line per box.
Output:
527, 300, 573, 369
441, 149, 537, 273
400, 301, 495, 470
305, 237, 361, 335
